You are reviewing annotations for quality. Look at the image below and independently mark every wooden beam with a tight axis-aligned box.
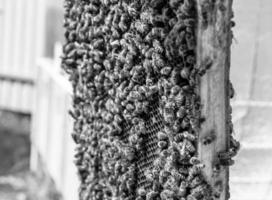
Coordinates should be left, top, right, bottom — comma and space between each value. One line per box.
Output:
196, 0, 233, 199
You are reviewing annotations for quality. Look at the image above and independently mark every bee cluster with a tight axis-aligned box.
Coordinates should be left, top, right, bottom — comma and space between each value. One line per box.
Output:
62, 0, 238, 200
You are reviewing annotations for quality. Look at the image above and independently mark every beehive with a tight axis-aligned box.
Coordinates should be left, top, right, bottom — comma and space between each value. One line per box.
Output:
62, 0, 239, 199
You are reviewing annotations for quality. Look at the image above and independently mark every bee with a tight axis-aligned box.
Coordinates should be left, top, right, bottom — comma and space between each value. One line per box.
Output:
71, 132, 80, 144
108, 88, 116, 97
66, 47, 77, 59
68, 109, 79, 120
165, 101, 176, 113
103, 112, 114, 123
218, 151, 235, 166
161, 149, 170, 159
150, 0, 166, 9
84, 3, 99, 13
110, 0, 119, 4
169, 0, 181, 9
211, 163, 221, 178
147, 85, 159, 97
170, 69, 180, 85
175, 30, 186, 46
214, 180, 223, 193
152, 53, 165, 70
135, 120, 146, 133
153, 157, 166, 170
160, 66, 172, 76
162, 80, 172, 96
158, 141, 168, 150
185, 33, 196, 50
191, 184, 210, 199
173, 132, 183, 142
163, 113, 175, 124
177, 166, 188, 176
110, 39, 121, 50
126, 177, 136, 192
202, 130, 216, 145
186, 55, 195, 65
153, 39, 164, 54
218, 151, 232, 160
63, 42, 76, 54
189, 117, 199, 130
178, 181, 188, 196
188, 164, 205, 178
125, 103, 135, 112
157, 131, 168, 140
172, 120, 181, 132
129, 91, 142, 101
229, 81, 235, 98
183, 0, 194, 11
184, 18, 195, 27
175, 94, 185, 109
190, 157, 200, 165
172, 170, 185, 182
136, 196, 144, 200
119, 179, 128, 194
92, 11, 104, 25
119, 14, 129, 32
135, 20, 150, 35
137, 86, 148, 96
189, 163, 205, 175
138, 188, 147, 197
133, 102, 143, 114
158, 169, 169, 184
213, 190, 221, 199
146, 191, 159, 200
164, 126, 174, 137
163, 155, 175, 171
230, 136, 240, 153
181, 117, 190, 129
160, 189, 174, 200
127, 6, 139, 18
144, 48, 154, 59
112, 28, 121, 39
190, 176, 203, 189
170, 85, 180, 96
180, 67, 190, 79
151, 27, 166, 39
144, 170, 154, 182
184, 131, 196, 142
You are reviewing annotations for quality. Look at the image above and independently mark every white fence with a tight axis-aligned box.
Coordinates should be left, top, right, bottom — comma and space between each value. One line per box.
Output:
31, 58, 79, 200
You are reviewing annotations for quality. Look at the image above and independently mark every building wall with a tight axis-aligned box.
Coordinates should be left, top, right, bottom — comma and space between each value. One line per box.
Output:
0, 0, 46, 113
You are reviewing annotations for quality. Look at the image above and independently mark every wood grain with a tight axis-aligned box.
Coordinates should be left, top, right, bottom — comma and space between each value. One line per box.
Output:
196, 0, 233, 199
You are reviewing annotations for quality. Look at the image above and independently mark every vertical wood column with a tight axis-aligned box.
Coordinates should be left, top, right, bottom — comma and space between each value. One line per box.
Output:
196, 0, 233, 199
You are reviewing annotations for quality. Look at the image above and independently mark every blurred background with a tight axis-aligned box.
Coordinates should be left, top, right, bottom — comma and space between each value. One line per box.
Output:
0, 0, 271, 200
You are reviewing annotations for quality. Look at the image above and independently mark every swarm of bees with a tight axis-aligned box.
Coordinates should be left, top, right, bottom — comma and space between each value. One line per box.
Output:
63, 0, 238, 199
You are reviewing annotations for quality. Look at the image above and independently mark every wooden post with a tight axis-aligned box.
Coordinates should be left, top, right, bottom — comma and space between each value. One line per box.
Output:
197, 0, 233, 199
